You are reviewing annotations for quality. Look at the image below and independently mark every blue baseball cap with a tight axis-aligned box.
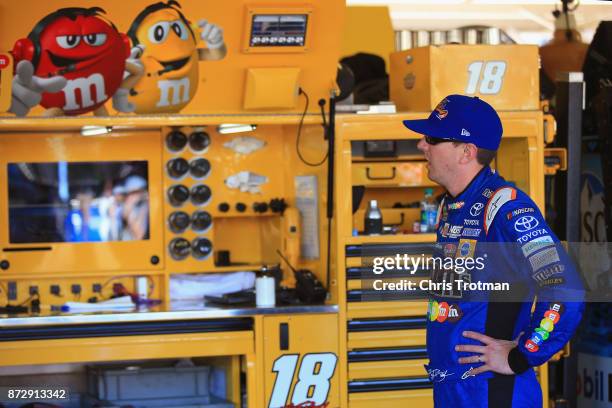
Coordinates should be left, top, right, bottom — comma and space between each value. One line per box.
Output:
402, 94, 503, 151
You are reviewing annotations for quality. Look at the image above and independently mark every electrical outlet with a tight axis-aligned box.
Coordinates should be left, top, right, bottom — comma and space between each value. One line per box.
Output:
29, 285, 38, 295
71, 284, 81, 295
7, 282, 17, 301
92, 283, 102, 293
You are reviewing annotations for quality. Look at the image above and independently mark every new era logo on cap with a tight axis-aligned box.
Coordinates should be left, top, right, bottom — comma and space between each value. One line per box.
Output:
401, 94, 503, 151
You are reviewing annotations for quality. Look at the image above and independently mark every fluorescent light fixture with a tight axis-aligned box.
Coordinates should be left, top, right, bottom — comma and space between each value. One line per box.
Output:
81, 125, 112, 136
217, 124, 257, 134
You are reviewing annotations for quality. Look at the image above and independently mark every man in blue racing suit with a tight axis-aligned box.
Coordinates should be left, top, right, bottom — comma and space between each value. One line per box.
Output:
402, 94, 584, 407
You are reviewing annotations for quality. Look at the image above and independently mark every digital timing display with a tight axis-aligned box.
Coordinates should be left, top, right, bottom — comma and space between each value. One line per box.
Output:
250, 14, 308, 47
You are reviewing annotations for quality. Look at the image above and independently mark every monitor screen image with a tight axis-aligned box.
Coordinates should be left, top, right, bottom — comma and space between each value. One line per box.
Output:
8, 161, 149, 244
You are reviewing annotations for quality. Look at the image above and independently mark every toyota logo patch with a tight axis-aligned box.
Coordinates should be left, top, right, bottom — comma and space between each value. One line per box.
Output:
470, 202, 484, 216
514, 215, 539, 232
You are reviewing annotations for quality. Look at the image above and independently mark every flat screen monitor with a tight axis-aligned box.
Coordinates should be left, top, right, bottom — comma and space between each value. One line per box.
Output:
8, 161, 149, 244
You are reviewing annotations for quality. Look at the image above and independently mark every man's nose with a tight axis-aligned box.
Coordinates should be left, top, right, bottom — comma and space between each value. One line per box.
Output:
417, 137, 428, 152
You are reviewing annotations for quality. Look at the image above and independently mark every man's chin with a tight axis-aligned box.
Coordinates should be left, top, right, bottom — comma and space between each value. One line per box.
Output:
426, 169, 440, 185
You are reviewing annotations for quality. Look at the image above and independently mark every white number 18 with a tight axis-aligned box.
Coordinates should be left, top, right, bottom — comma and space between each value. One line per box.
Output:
269, 353, 338, 408
465, 61, 507, 95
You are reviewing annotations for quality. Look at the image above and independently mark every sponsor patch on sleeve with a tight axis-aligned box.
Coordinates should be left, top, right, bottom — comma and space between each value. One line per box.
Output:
506, 207, 535, 220
524, 303, 564, 352
528, 247, 560, 271
521, 235, 554, 257
532, 264, 565, 285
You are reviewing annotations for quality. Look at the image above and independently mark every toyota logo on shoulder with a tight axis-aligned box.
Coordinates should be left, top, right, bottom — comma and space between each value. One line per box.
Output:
514, 216, 539, 232
470, 203, 484, 216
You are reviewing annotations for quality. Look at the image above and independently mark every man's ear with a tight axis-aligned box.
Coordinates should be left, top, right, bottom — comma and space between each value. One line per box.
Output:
460, 143, 478, 164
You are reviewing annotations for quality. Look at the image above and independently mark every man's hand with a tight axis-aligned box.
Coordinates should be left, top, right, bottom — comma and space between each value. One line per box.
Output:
9, 60, 66, 116
198, 19, 224, 49
456, 330, 522, 376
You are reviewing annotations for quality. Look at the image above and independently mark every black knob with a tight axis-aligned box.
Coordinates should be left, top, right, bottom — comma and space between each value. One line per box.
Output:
167, 158, 190, 179
166, 130, 188, 152
168, 185, 190, 206
169, 211, 191, 232
0, 260, 9, 270
235, 202, 247, 212
150, 255, 160, 265
169, 237, 191, 260
269, 198, 287, 214
218, 202, 230, 212
190, 158, 211, 179
192, 237, 213, 259
192, 211, 212, 231
253, 202, 269, 213
189, 131, 211, 151
191, 185, 211, 205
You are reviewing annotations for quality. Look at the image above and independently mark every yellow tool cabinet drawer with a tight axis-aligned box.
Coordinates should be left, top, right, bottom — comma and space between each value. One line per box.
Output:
349, 359, 428, 379
348, 329, 426, 349
347, 346, 429, 380
352, 162, 436, 187
347, 300, 428, 319
349, 388, 433, 408
346, 277, 428, 291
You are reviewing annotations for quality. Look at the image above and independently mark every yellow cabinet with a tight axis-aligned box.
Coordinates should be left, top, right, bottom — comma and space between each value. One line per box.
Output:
262, 313, 340, 408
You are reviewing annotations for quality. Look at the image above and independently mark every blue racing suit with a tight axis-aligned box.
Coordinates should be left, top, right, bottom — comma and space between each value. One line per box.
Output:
425, 166, 585, 408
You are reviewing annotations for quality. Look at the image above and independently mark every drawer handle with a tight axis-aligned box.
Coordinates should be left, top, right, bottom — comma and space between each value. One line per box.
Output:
280, 322, 289, 350
366, 167, 396, 180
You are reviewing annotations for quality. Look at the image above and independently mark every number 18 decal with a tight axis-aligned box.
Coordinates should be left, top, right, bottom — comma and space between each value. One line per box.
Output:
466, 61, 507, 95
269, 353, 338, 408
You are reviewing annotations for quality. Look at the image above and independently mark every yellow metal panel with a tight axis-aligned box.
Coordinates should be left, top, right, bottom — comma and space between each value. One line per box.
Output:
348, 359, 428, 380
341, 7, 395, 68
348, 329, 425, 349
389, 47, 432, 113
390, 45, 540, 112
346, 257, 362, 268
0, 275, 164, 306
262, 314, 340, 408
348, 388, 433, 408
161, 124, 286, 272
244, 68, 301, 110
347, 301, 428, 320
0, 331, 254, 366
0, 131, 164, 274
